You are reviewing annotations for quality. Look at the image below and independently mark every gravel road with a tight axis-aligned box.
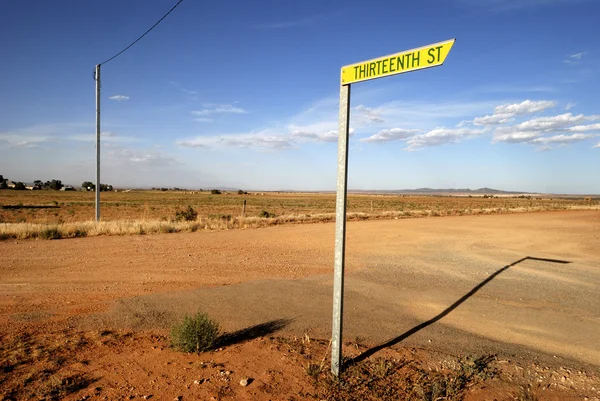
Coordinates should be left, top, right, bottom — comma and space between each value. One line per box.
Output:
1, 210, 598, 369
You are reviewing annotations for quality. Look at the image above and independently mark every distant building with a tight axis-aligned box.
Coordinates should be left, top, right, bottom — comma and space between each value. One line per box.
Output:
6, 180, 16, 189
60, 185, 75, 191
24, 182, 41, 190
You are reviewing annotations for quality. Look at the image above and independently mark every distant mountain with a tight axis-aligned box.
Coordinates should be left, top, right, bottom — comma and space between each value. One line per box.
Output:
350, 187, 537, 195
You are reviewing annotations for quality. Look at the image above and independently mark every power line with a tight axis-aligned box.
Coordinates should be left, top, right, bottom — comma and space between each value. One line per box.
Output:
98, 0, 185, 66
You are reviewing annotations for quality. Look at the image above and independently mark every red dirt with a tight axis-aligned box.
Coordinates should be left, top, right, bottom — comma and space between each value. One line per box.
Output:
1, 211, 599, 400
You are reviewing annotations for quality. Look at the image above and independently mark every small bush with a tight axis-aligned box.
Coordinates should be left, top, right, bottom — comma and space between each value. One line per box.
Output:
171, 312, 220, 353
305, 363, 322, 378
259, 210, 275, 218
174, 206, 198, 221
71, 228, 88, 238
40, 227, 62, 240
210, 189, 222, 195
209, 213, 232, 221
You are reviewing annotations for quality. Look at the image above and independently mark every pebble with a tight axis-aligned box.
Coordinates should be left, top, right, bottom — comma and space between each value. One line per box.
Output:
240, 378, 251, 387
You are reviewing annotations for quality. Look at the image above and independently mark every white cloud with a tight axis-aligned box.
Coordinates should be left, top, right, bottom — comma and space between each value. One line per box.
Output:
565, 102, 577, 110
105, 143, 181, 166
67, 131, 137, 143
353, 105, 385, 124
194, 118, 213, 123
564, 52, 587, 64
291, 130, 339, 143
108, 95, 129, 101
0, 122, 92, 148
178, 97, 598, 153
494, 100, 556, 115
350, 100, 500, 133
179, 96, 357, 151
361, 128, 420, 143
593, 142, 600, 148
288, 98, 498, 143
515, 113, 588, 131
473, 114, 514, 125
568, 123, 600, 132
192, 104, 247, 116
177, 124, 353, 150
493, 113, 600, 144
0, 134, 51, 148
530, 133, 595, 145
289, 126, 356, 143
472, 100, 556, 126
177, 131, 296, 150
405, 128, 485, 151
493, 130, 542, 143
170, 81, 198, 98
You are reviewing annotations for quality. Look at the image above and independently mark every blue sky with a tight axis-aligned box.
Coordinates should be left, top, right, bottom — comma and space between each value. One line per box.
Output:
1, 0, 599, 193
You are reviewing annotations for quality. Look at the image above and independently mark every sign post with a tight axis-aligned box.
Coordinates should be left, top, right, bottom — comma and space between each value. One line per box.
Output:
331, 39, 455, 376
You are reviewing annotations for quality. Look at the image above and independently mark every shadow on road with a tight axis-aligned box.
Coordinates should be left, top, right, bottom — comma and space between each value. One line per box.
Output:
216, 318, 293, 348
346, 256, 571, 368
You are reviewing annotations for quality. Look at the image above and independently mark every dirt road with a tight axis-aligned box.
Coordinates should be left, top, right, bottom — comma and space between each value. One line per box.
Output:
1, 211, 599, 370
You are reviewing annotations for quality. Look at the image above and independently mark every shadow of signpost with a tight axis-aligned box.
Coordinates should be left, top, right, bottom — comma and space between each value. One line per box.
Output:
346, 256, 571, 368
215, 318, 293, 348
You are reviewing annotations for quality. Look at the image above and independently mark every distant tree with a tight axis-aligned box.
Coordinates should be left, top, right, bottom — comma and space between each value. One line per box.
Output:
33, 180, 43, 188
14, 182, 26, 190
48, 179, 63, 190
82, 181, 95, 191
211, 189, 222, 195
0, 175, 6, 189
99, 183, 113, 192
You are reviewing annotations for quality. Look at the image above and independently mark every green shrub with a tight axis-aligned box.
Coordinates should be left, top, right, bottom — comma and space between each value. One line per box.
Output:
174, 206, 198, 221
40, 227, 62, 240
171, 312, 220, 353
210, 189, 222, 195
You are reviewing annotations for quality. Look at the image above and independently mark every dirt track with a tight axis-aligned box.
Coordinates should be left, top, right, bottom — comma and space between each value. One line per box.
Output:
1, 211, 599, 371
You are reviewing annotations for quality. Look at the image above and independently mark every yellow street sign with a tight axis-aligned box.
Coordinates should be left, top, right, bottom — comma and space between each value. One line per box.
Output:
341, 39, 455, 85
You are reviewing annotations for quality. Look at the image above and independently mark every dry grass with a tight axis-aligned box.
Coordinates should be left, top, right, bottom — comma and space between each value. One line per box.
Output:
1, 190, 598, 240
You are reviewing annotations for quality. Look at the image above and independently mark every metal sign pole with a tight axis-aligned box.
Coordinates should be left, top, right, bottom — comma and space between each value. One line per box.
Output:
331, 83, 351, 376
95, 64, 101, 222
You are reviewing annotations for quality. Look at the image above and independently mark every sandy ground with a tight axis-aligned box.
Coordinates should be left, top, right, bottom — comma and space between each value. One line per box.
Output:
1, 211, 599, 399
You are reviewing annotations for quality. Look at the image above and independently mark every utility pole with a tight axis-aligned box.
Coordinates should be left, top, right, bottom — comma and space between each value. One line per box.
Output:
95, 64, 101, 221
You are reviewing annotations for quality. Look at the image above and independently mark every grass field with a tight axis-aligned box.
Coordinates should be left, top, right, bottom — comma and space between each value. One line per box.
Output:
0, 189, 597, 240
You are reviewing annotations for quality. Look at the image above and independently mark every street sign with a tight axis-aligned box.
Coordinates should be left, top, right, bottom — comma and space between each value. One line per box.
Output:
331, 39, 455, 376
341, 39, 455, 85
